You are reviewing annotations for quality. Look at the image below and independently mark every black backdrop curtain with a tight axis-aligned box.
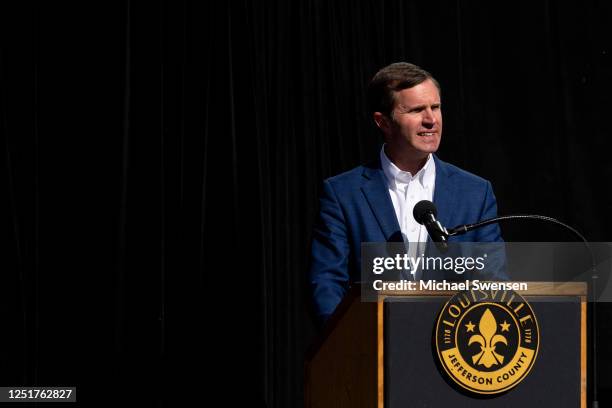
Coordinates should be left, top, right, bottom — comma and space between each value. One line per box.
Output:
1, 1, 612, 406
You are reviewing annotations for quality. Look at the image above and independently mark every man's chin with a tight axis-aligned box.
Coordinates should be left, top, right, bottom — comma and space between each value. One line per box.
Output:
416, 145, 439, 155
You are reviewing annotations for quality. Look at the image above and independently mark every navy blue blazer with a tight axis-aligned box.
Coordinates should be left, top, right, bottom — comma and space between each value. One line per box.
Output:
309, 155, 503, 323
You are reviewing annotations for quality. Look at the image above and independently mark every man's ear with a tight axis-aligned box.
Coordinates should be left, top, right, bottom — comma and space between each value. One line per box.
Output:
373, 112, 391, 134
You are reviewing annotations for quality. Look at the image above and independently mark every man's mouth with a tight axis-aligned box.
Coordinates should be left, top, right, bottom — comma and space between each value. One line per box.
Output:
418, 132, 437, 136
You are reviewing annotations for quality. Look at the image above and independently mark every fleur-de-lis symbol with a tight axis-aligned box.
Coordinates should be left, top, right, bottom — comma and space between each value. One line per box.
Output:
468, 308, 508, 368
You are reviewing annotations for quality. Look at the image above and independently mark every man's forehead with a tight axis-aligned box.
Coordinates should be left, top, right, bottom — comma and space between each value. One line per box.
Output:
392, 83, 441, 108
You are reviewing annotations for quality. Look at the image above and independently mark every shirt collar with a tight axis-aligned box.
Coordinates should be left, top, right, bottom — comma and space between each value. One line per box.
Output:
380, 145, 435, 190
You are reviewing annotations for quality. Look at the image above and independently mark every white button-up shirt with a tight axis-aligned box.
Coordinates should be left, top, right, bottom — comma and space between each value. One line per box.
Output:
380, 146, 436, 277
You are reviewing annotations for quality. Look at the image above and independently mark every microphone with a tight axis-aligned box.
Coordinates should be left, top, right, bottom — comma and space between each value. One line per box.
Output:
413, 200, 449, 252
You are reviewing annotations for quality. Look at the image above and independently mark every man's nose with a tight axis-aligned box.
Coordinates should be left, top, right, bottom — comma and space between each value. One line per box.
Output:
422, 108, 436, 125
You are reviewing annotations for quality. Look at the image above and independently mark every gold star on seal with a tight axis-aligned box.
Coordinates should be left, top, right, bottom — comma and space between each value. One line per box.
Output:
500, 320, 511, 332
465, 321, 475, 332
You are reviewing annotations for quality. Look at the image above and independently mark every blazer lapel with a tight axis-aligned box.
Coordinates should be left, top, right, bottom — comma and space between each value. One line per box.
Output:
360, 162, 403, 242
432, 155, 457, 229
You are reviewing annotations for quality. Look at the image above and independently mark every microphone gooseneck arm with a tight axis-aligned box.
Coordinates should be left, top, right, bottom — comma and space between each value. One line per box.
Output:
447, 214, 588, 243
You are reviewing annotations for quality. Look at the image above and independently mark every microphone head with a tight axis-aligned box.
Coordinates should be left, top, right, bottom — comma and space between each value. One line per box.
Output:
413, 200, 437, 225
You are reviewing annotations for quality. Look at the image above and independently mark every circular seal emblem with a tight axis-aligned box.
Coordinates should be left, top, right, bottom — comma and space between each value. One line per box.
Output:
435, 289, 539, 395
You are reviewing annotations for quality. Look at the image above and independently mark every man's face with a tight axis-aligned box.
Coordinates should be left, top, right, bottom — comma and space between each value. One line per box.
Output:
378, 78, 442, 160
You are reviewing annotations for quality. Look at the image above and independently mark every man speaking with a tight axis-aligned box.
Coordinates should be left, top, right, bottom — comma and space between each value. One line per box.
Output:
309, 62, 504, 325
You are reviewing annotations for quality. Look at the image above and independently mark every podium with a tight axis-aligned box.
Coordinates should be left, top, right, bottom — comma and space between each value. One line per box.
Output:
305, 282, 587, 408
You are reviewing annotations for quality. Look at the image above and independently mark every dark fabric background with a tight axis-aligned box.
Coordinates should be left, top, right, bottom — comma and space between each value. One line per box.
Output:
1, 1, 611, 406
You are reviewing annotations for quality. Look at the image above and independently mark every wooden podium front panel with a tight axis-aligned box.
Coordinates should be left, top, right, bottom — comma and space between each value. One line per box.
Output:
384, 296, 583, 407
305, 293, 378, 408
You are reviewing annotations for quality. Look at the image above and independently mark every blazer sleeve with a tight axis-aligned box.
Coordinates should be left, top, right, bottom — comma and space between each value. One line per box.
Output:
309, 179, 350, 325
476, 181, 509, 280
476, 181, 503, 242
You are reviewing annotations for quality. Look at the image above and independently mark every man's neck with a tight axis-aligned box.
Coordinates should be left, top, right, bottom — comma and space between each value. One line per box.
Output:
384, 146, 429, 175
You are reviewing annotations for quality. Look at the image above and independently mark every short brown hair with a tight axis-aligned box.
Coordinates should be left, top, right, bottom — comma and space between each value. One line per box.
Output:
367, 62, 441, 117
